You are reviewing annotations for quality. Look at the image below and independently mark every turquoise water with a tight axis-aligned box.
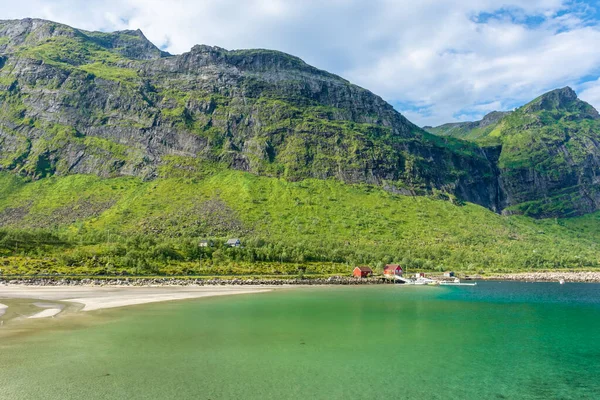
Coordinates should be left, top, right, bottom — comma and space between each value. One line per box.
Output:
1, 282, 600, 399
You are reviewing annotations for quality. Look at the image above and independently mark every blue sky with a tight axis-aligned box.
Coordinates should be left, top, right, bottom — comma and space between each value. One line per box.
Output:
4, 0, 600, 126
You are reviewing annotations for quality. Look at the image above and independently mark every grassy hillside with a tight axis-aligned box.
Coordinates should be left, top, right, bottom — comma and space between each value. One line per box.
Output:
0, 171, 599, 277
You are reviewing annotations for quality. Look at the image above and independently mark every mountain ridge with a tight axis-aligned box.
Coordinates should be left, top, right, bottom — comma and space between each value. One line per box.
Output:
0, 18, 501, 211
2, 19, 600, 217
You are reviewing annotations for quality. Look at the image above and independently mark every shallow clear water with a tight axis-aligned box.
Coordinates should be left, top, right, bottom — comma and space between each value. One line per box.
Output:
1, 282, 600, 399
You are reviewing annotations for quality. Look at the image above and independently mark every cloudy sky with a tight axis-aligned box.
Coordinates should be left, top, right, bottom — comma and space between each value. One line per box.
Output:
3, 0, 600, 126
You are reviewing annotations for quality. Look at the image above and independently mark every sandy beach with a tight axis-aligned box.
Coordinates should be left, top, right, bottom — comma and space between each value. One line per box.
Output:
0, 286, 274, 321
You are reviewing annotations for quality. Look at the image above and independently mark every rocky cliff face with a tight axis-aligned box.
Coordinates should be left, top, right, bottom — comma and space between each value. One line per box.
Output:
0, 18, 501, 210
428, 87, 600, 217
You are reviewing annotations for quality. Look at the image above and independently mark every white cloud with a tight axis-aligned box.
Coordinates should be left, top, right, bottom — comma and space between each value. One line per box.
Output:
579, 78, 600, 110
2, 0, 600, 126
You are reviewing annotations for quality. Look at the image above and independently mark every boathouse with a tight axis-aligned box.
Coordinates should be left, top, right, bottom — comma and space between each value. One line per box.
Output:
353, 266, 373, 278
384, 264, 403, 277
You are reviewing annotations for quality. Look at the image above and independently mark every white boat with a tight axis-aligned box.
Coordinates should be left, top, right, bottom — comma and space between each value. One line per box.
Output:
440, 278, 477, 286
403, 278, 439, 286
559, 279, 565, 285
439, 282, 477, 286
398, 276, 475, 286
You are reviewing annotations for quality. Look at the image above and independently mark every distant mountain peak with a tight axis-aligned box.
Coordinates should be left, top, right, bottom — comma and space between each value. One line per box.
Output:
480, 111, 511, 127
522, 86, 598, 118
0, 18, 168, 60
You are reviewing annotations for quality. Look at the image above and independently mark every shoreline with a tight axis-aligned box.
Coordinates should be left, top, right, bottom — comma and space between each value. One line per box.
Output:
2, 272, 600, 286
1, 272, 598, 323
0, 276, 392, 287
0, 286, 276, 324
484, 271, 600, 283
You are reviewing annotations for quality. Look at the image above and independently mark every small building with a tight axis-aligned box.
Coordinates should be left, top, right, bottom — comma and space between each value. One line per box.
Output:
226, 238, 241, 247
199, 240, 213, 248
415, 272, 425, 278
444, 271, 455, 278
384, 264, 403, 277
353, 266, 373, 278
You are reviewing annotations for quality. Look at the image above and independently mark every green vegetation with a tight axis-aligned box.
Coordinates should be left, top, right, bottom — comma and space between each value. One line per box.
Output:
17, 35, 140, 84
0, 170, 598, 277
425, 112, 511, 142
154, 87, 490, 191
427, 88, 600, 218
79, 62, 139, 83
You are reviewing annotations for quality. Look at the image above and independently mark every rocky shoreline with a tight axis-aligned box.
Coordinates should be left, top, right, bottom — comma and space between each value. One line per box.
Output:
0, 276, 394, 287
485, 271, 600, 283
2, 272, 600, 286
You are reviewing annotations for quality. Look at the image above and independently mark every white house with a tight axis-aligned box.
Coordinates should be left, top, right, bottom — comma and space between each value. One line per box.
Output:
226, 238, 241, 247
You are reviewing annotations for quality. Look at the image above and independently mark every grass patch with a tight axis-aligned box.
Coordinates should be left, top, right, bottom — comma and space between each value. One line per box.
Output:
79, 62, 139, 83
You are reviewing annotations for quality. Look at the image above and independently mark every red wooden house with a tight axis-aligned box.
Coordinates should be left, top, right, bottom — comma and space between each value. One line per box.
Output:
384, 264, 403, 277
353, 266, 373, 278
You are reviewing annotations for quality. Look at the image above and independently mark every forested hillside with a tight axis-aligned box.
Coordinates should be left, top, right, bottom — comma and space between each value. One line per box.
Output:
1, 171, 599, 276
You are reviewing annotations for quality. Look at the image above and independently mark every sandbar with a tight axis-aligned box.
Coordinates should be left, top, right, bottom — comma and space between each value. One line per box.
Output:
28, 308, 62, 319
0, 286, 273, 313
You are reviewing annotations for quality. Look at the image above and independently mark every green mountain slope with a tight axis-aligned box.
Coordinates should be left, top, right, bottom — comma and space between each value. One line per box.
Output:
0, 171, 599, 276
0, 18, 499, 210
427, 87, 600, 217
424, 111, 511, 141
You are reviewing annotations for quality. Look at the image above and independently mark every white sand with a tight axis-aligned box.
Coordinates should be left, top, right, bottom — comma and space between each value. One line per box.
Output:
67, 289, 271, 311
28, 308, 62, 319
0, 286, 274, 313
0, 303, 7, 317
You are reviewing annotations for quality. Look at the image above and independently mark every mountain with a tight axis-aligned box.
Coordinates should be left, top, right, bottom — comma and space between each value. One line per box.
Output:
426, 87, 600, 217
1, 19, 600, 276
0, 18, 499, 210
424, 111, 511, 140
1, 18, 600, 221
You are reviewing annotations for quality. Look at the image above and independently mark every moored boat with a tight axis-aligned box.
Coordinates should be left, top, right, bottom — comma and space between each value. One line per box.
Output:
440, 278, 477, 286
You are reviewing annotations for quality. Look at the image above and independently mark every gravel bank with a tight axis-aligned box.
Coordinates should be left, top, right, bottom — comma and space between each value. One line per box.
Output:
0, 276, 391, 287
486, 272, 600, 283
